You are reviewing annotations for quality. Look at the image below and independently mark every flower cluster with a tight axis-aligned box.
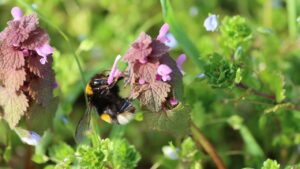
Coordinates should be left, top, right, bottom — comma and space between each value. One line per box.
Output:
122, 24, 183, 112
0, 7, 55, 128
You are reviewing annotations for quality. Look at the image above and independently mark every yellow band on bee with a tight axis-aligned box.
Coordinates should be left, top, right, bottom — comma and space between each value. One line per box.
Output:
85, 84, 93, 95
100, 113, 112, 123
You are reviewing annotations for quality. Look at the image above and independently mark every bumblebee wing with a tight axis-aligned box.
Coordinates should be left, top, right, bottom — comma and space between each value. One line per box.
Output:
75, 105, 92, 144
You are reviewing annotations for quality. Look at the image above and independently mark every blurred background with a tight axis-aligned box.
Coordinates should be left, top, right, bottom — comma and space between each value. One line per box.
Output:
0, 0, 300, 168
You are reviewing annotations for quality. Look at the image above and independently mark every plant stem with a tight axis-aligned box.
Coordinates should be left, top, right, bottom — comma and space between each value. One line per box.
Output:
287, 0, 297, 38
236, 83, 275, 100
190, 122, 227, 169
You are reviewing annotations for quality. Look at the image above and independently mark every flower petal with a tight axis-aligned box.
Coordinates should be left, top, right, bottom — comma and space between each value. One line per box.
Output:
176, 54, 186, 73
11, 7, 23, 21
157, 23, 170, 43
36, 43, 53, 58
107, 55, 122, 85
162, 146, 179, 160
157, 64, 172, 76
20, 131, 41, 146
169, 97, 178, 106
204, 14, 218, 32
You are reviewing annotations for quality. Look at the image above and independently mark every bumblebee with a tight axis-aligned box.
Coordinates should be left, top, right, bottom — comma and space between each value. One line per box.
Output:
75, 73, 135, 142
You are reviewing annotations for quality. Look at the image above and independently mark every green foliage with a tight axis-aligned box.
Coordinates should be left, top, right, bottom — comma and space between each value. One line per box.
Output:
76, 138, 140, 169
0, 0, 300, 169
261, 159, 280, 169
220, 16, 252, 52
204, 53, 238, 88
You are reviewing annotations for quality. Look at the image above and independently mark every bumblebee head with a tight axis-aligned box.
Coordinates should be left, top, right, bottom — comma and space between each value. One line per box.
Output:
100, 112, 134, 125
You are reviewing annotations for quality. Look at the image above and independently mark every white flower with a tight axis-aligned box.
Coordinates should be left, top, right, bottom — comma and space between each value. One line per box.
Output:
162, 146, 179, 160
164, 33, 177, 49
20, 131, 41, 146
204, 14, 218, 32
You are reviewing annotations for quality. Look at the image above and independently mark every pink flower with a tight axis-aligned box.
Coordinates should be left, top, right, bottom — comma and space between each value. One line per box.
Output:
35, 43, 54, 64
169, 97, 178, 106
157, 23, 170, 43
107, 55, 122, 85
176, 54, 186, 74
139, 78, 145, 85
11, 7, 23, 21
157, 64, 172, 81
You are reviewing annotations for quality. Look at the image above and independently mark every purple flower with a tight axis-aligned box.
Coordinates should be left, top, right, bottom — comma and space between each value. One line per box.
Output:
157, 64, 172, 81
11, 7, 23, 21
20, 131, 41, 146
204, 14, 218, 32
35, 43, 54, 64
169, 97, 178, 106
108, 55, 122, 85
176, 54, 186, 74
157, 23, 170, 43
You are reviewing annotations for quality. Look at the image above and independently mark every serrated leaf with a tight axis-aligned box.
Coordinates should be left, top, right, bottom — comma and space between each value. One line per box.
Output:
3, 68, 26, 91
1, 14, 39, 46
261, 70, 285, 103
261, 159, 280, 169
150, 40, 169, 58
0, 44, 24, 71
133, 61, 158, 83
0, 87, 28, 128
160, 54, 183, 100
22, 28, 49, 50
27, 53, 50, 78
124, 32, 152, 63
28, 56, 55, 106
139, 81, 170, 112
49, 142, 74, 163
144, 104, 190, 136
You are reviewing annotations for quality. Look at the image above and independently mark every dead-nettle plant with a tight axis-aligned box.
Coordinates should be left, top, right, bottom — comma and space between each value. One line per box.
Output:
0, 7, 55, 128
110, 24, 185, 113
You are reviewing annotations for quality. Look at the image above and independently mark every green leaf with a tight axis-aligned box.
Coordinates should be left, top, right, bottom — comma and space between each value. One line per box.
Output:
32, 130, 52, 164
143, 103, 190, 136
261, 70, 286, 103
3, 145, 11, 162
261, 159, 280, 169
48, 141, 74, 163
204, 53, 238, 88
240, 126, 265, 161
109, 139, 141, 169
160, 0, 204, 69
180, 137, 197, 160
220, 16, 252, 51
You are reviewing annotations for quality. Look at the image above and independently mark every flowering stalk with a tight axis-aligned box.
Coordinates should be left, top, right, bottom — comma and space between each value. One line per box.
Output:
122, 24, 184, 112
0, 7, 55, 128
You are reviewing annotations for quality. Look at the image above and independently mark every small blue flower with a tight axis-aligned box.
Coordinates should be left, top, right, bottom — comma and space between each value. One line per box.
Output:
20, 131, 41, 146
204, 14, 218, 32
197, 73, 206, 79
162, 146, 179, 160
164, 33, 177, 49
